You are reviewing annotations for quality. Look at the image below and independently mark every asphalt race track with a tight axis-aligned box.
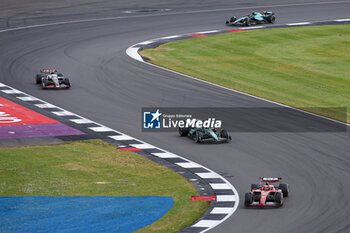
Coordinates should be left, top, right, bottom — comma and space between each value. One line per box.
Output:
1, 1, 350, 232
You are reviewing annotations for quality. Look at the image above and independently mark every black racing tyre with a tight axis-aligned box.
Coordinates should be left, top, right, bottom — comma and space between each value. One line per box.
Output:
251, 183, 260, 191
230, 16, 237, 23
278, 183, 289, 197
267, 15, 275, 24
220, 129, 229, 138
179, 127, 190, 136
245, 18, 251, 26
64, 78, 71, 88
274, 192, 282, 204
245, 192, 253, 207
36, 75, 43, 84
194, 130, 203, 143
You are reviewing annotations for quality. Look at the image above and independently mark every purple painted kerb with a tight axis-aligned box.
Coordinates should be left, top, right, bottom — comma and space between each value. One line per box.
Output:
0, 123, 84, 138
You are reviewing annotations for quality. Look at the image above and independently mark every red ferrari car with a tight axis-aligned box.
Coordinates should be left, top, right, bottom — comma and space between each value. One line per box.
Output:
245, 177, 289, 207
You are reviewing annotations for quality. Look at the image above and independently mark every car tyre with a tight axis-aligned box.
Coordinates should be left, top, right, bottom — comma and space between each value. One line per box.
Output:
64, 78, 71, 88
245, 18, 251, 26
230, 16, 237, 23
220, 129, 231, 142
278, 183, 289, 197
266, 15, 275, 24
179, 127, 190, 136
274, 192, 283, 205
245, 192, 253, 207
36, 75, 43, 84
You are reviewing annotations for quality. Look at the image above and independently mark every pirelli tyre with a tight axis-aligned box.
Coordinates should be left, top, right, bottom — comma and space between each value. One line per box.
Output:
275, 192, 283, 205
245, 18, 251, 26
179, 127, 190, 136
245, 192, 253, 207
278, 183, 289, 197
220, 129, 231, 142
230, 16, 237, 23
64, 78, 71, 88
266, 14, 275, 23
36, 75, 43, 84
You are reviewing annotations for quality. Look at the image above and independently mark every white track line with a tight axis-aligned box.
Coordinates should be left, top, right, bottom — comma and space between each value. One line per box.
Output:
137, 40, 155, 45
89, 126, 115, 132
196, 172, 221, 179
126, 47, 143, 62
2, 89, 23, 94
217, 195, 237, 202
335, 18, 350, 21
152, 152, 180, 158
196, 30, 220, 34
176, 161, 203, 168
52, 110, 76, 116
210, 183, 232, 190
129, 142, 156, 149
17, 96, 39, 101
109, 135, 135, 140
192, 220, 221, 228
287, 22, 311, 25
35, 103, 57, 108
70, 118, 94, 124
211, 207, 233, 214
159, 35, 181, 40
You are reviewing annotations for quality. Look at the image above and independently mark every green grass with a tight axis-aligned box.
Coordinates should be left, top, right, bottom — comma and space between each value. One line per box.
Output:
0, 139, 209, 233
140, 25, 350, 122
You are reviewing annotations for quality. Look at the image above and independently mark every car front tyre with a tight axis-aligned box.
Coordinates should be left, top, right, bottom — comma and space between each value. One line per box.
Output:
245, 192, 253, 207
278, 183, 289, 197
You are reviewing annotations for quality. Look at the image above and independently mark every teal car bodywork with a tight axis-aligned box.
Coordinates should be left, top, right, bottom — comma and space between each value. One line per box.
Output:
179, 126, 231, 143
226, 11, 275, 27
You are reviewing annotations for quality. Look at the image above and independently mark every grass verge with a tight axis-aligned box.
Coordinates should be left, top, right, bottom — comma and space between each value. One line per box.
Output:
140, 25, 350, 123
0, 139, 209, 232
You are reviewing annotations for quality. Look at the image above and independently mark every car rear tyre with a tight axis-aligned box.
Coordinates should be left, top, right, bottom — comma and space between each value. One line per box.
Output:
179, 127, 190, 136
245, 192, 253, 207
36, 75, 42, 84
245, 18, 251, 26
278, 183, 289, 197
220, 129, 228, 138
251, 183, 260, 191
266, 15, 275, 23
230, 16, 237, 23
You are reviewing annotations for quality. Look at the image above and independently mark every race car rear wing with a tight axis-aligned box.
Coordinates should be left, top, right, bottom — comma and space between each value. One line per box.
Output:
41, 69, 57, 73
259, 177, 282, 182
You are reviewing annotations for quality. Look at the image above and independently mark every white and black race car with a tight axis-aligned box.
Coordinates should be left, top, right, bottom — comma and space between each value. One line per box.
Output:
35, 69, 71, 89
